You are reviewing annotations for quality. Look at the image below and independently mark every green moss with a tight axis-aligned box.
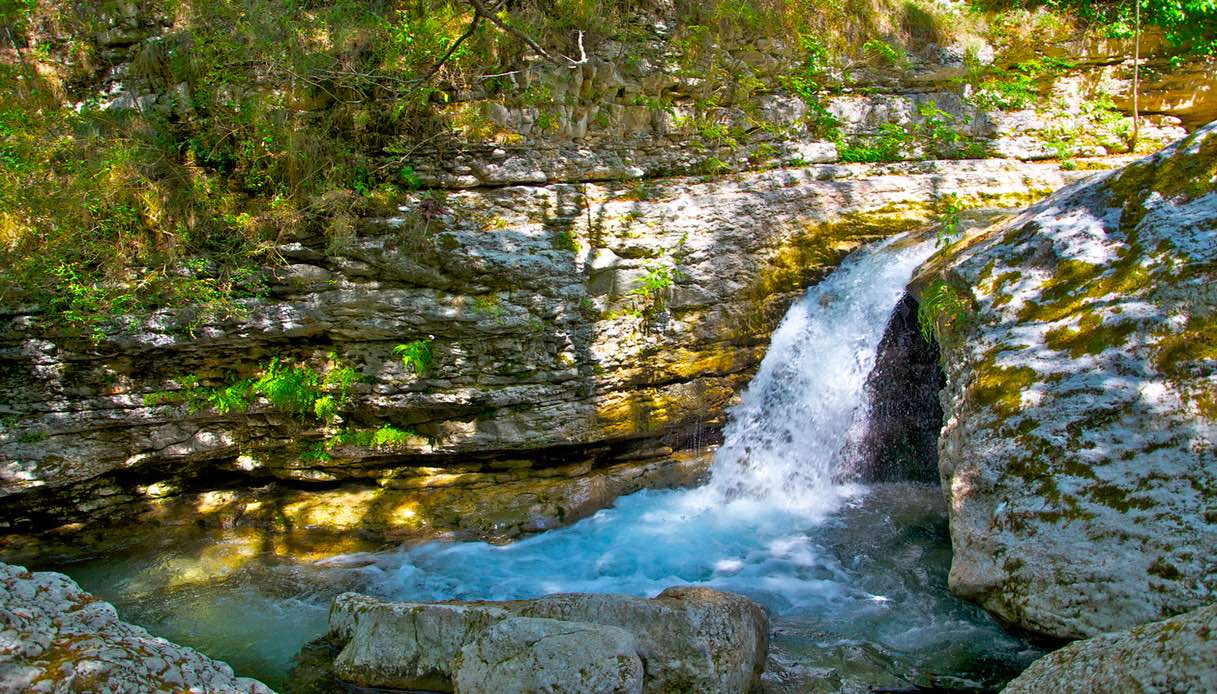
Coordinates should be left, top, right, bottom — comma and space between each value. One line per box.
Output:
969, 363, 1037, 419
1153, 313, 1217, 418
1109, 129, 1217, 232
1045, 312, 1138, 357
1148, 557, 1185, 581
1018, 248, 1153, 325
986, 270, 1022, 309
1086, 480, 1155, 513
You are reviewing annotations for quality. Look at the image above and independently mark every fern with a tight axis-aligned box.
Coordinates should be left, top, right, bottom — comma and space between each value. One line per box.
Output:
918, 278, 974, 345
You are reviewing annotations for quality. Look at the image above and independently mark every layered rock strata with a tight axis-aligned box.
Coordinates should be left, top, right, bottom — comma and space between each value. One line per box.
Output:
1, 159, 1086, 544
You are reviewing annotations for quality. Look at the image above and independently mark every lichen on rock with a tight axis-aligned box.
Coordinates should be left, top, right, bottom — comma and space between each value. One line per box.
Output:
1003, 602, 1217, 693
0, 561, 270, 693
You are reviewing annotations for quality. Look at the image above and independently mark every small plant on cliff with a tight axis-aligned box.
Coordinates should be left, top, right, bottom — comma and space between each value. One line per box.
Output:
863, 38, 911, 69
145, 357, 359, 422
628, 257, 681, 319
395, 339, 434, 375
935, 194, 963, 249
327, 424, 417, 449
918, 278, 974, 347
782, 35, 842, 140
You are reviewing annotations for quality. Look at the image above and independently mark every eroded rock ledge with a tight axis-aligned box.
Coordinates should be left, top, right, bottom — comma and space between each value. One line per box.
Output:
1, 158, 1089, 548
916, 120, 1217, 640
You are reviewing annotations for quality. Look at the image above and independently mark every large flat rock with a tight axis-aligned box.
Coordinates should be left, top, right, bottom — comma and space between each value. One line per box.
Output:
328, 586, 769, 693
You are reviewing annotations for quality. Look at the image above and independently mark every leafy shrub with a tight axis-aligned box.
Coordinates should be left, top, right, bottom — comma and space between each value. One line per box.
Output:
394, 339, 433, 375
628, 257, 681, 318
145, 356, 360, 421
863, 38, 911, 69
935, 194, 963, 249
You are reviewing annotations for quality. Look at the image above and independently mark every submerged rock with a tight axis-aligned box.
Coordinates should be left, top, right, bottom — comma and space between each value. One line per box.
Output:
327, 587, 769, 693
917, 121, 1217, 639
0, 561, 270, 693
1003, 603, 1217, 693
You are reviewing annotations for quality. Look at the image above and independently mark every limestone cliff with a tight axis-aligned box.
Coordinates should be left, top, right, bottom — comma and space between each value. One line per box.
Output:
0, 159, 1083, 544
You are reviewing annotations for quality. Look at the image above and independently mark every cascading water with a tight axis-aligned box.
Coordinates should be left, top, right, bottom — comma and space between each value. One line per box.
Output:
360, 234, 941, 606
52, 234, 1041, 690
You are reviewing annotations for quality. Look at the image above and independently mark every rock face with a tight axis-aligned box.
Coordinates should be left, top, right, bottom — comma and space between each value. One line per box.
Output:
0, 158, 1086, 547
0, 561, 270, 693
842, 292, 945, 483
327, 587, 770, 693
918, 121, 1217, 639
454, 617, 644, 694
1003, 603, 1217, 694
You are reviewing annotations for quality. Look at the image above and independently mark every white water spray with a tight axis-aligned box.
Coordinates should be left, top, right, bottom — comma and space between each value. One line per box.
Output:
702, 234, 938, 513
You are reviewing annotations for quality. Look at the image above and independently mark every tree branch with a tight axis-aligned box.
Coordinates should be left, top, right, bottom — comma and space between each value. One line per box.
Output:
466, 0, 565, 66
422, 12, 483, 83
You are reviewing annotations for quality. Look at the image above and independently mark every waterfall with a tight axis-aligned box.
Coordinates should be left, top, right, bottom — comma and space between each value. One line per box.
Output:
704, 234, 939, 511
56, 232, 1040, 691
364, 234, 941, 608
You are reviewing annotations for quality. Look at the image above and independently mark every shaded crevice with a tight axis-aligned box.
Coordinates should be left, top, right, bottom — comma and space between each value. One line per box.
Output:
845, 293, 945, 483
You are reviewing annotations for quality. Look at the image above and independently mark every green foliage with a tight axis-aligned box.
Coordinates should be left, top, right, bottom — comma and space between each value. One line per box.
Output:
1047, 0, 1217, 56
145, 356, 360, 421
863, 38, 911, 69
627, 257, 681, 318
839, 123, 910, 162
962, 56, 1073, 111
935, 194, 963, 249
838, 101, 984, 163
327, 424, 417, 449
918, 278, 974, 345
394, 339, 433, 375
782, 34, 843, 140
552, 229, 580, 252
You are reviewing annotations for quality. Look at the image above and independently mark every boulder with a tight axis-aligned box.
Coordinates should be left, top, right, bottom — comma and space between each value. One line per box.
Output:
331, 593, 509, 691
511, 587, 770, 694
327, 587, 769, 693
917, 121, 1217, 639
1003, 603, 1217, 693
453, 617, 644, 694
0, 561, 270, 694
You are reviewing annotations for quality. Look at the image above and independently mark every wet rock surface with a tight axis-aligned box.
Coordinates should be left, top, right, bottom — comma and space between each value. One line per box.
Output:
327, 587, 770, 694
0, 561, 271, 693
844, 293, 945, 483
917, 121, 1217, 639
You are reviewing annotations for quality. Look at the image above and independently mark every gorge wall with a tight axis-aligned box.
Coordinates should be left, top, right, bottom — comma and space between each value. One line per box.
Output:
1, 1, 1212, 552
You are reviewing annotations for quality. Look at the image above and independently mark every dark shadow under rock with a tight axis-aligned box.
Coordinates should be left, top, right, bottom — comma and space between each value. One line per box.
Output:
843, 293, 945, 484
